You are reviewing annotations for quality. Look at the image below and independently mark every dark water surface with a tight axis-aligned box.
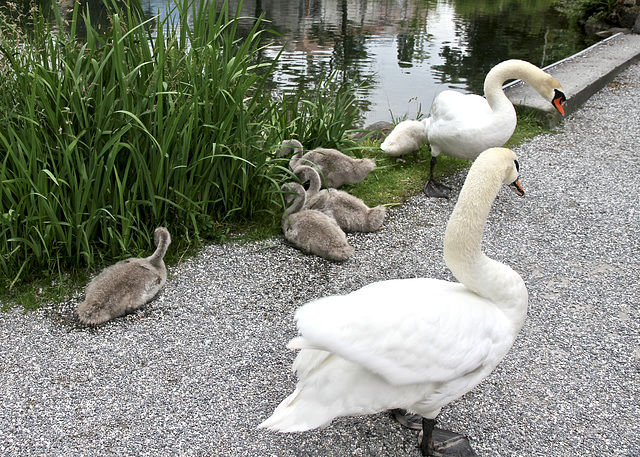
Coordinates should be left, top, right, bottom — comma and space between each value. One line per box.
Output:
219, 0, 593, 125
3, 0, 594, 126
244, 0, 590, 123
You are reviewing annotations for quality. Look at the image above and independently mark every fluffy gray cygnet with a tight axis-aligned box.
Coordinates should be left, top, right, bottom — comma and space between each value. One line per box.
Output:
76, 227, 171, 326
296, 166, 386, 233
279, 139, 375, 189
281, 182, 354, 262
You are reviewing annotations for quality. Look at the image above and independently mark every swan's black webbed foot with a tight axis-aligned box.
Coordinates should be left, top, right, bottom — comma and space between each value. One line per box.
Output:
423, 179, 451, 198
390, 408, 422, 430
418, 418, 478, 457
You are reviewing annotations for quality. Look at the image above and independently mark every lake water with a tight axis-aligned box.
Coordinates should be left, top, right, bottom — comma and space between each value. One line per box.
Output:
171, 0, 593, 126
4, 0, 594, 126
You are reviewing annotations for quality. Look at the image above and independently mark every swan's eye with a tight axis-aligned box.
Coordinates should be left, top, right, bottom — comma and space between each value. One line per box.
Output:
554, 89, 566, 103
514, 160, 520, 172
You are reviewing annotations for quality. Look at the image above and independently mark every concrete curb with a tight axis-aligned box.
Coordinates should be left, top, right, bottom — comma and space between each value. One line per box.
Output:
505, 32, 640, 124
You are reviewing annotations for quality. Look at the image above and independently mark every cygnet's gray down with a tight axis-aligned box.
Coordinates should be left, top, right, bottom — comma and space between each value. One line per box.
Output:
76, 227, 171, 326
279, 139, 375, 188
281, 182, 354, 262
296, 166, 386, 232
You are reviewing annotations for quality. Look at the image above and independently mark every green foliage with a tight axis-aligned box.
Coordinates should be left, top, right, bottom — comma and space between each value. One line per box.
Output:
274, 70, 361, 152
557, 0, 619, 23
0, 0, 361, 293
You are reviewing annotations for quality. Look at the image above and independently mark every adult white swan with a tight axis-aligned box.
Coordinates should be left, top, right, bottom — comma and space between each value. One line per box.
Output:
424, 59, 565, 197
380, 119, 428, 161
260, 147, 529, 456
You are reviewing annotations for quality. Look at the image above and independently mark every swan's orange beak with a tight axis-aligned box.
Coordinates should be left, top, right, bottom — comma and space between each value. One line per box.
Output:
509, 179, 524, 196
552, 89, 566, 116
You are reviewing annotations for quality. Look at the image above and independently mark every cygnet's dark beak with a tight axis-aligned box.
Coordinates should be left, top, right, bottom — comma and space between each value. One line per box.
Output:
509, 178, 524, 196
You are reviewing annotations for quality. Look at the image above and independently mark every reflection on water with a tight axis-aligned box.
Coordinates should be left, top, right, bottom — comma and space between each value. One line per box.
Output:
233, 0, 591, 125
2, 0, 592, 126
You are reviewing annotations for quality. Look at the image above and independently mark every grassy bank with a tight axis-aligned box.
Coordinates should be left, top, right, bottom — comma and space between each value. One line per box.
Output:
0, 0, 360, 298
0, 0, 550, 311
0, 108, 548, 312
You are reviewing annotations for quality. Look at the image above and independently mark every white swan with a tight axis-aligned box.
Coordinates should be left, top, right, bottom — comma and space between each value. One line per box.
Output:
281, 182, 354, 262
77, 227, 171, 326
296, 166, 387, 233
380, 119, 429, 161
424, 59, 565, 197
279, 139, 376, 189
260, 148, 528, 456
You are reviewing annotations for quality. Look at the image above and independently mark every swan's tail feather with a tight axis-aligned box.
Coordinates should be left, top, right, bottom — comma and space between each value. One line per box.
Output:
361, 157, 376, 171
77, 299, 114, 326
258, 389, 332, 432
367, 206, 387, 231
287, 336, 319, 350
350, 158, 376, 182
259, 345, 338, 432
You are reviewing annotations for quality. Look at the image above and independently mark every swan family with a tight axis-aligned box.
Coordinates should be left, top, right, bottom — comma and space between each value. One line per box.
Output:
260, 148, 528, 456
278, 141, 384, 261
281, 180, 355, 262
73, 58, 565, 456
296, 165, 387, 233
279, 139, 376, 188
260, 60, 565, 456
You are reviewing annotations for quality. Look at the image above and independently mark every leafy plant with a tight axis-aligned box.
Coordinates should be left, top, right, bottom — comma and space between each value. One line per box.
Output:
558, 0, 620, 24
275, 70, 361, 151
0, 0, 359, 292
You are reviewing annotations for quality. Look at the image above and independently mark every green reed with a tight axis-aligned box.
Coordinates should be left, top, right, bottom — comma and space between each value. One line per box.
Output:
0, 0, 360, 290
275, 71, 361, 151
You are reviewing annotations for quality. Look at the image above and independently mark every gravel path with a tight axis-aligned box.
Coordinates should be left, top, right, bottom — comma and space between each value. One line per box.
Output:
1, 62, 639, 457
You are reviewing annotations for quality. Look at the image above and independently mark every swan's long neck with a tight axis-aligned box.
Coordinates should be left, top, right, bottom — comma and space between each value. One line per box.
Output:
297, 166, 322, 198
284, 183, 306, 216
443, 162, 526, 316
288, 144, 303, 169
289, 152, 301, 169
484, 60, 556, 111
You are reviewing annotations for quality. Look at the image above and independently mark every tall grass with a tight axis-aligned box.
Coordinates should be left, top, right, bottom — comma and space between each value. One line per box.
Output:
0, 0, 361, 291
275, 70, 360, 152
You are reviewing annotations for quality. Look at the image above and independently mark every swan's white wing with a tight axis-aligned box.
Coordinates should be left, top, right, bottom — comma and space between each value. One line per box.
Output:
293, 278, 512, 386
431, 91, 492, 122
428, 90, 517, 159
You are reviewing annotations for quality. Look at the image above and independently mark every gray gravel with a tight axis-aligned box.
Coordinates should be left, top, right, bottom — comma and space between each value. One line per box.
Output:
1, 62, 640, 457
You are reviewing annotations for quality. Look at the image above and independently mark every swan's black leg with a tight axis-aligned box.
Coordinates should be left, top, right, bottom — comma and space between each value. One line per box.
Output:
420, 417, 437, 456
428, 156, 437, 181
423, 156, 451, 198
